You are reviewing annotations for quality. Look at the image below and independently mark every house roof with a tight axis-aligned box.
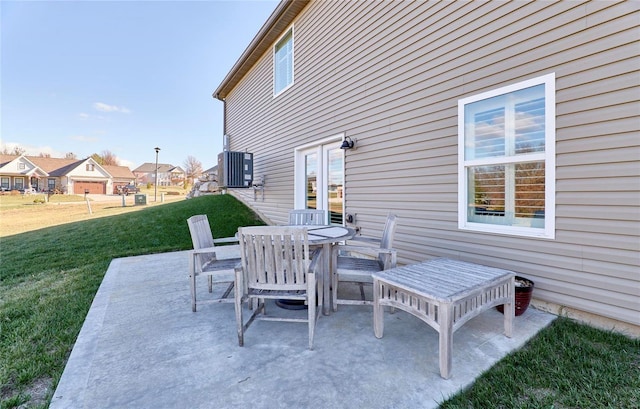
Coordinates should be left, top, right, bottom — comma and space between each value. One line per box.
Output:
0, 154, 49, 177
133, 163, 184, 173
103, 165, 135, 180
0, 154, 18, 167
0, 155, 134, 179
213, 0, 310, 100
30, 157, 80, 176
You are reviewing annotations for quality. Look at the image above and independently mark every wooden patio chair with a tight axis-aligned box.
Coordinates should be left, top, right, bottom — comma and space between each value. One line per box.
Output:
187, 214, 241, 312
234, 226, 321, 349
288, 209, 327, 225
331, 213, 398, 311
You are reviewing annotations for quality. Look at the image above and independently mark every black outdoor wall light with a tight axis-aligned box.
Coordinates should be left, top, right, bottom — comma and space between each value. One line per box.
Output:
340, 135, 355, 150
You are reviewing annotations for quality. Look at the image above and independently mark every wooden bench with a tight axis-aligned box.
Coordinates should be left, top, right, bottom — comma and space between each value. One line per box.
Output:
372, 258, 515, 379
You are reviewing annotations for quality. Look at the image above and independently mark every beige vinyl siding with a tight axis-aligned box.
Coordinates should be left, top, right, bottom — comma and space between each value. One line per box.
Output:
220, 0, 640, 326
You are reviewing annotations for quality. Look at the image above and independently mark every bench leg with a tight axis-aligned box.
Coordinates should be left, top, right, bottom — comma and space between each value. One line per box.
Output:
439, 304, 453, 379
373, 279, 384, 338
504, 277, 515, 337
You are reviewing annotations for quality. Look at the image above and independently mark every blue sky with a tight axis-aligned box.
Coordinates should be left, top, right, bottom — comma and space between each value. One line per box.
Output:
1, 0, 279, 170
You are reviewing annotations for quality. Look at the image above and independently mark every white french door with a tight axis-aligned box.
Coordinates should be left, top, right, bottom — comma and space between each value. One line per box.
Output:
295, 138, 344, 225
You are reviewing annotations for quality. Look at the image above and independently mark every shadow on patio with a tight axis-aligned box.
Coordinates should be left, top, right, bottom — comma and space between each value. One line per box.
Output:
50, 248, 555, 409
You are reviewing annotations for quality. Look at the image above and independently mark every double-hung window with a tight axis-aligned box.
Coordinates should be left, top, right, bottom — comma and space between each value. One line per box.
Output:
458, 73, 556, 238
274, 27, 294, 96
14, 177, 24, 190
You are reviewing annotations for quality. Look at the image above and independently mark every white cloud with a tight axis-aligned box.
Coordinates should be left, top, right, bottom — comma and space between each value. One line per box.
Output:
93, 102, 131, 114
78, 113, 90, 119
117, 157, 135, 169
70, 135, 99, 143
1, 142, 61, 157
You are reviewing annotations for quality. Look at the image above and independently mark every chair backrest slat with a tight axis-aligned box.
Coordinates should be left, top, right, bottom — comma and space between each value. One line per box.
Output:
238, 226, 310, 291
187, 215, 216, 267
289, 209, 326, 225
378, 214, 398, 267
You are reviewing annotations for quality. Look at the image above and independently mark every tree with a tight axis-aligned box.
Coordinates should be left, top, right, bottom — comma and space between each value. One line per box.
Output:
90, 150, 119, 165
1, 145, 25, 155
184, 156, 203, 186
100, 150, 119, 166
65, 152, 77, 159
38, 152, 51, 158
90, 153, 103, 164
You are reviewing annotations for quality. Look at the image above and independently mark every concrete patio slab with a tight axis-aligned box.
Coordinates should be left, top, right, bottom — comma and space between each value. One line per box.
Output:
50, 249, 556, 409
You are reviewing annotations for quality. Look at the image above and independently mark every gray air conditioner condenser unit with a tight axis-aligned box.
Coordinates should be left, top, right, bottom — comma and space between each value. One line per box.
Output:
218, 151, 253, 188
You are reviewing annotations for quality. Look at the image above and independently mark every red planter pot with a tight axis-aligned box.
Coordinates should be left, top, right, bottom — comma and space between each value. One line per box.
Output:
497, 276, 534, 316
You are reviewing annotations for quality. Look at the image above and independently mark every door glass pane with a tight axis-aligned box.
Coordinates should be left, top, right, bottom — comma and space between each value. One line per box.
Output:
327, 147, 343, 225
305, 153, 317, 210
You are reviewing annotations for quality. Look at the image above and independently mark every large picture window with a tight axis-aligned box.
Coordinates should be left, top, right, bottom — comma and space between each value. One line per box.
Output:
274, 27, 294, 96
458, 73, 555, 238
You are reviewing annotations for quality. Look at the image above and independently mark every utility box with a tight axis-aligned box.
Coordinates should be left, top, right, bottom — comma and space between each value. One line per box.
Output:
134, 194, 147, 205
218, 151, 253, 188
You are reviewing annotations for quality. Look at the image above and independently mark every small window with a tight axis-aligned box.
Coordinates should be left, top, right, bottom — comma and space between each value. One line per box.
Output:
1, 177, 9, 189
18, 163, 25, 170
274, 28, 294, 95
48, 179, 56, 190
458, 73, 556, 238
86, 164, 95, 171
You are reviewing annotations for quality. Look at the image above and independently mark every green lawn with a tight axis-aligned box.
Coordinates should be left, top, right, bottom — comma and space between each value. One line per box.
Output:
0, 195, 264, 408
440, 317, 640, 408
1, 194, 638, 408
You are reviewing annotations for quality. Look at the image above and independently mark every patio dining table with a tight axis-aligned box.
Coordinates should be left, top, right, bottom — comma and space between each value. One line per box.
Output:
285, 225, 356, 314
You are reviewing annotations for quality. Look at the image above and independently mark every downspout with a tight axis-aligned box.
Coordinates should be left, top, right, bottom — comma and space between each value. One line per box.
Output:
221, 96, 227, 138
215, 92, 228, 151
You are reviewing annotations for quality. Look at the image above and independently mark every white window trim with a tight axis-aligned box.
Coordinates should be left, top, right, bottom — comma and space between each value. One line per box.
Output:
457, 73, 556, 239
273, 26, 294, 97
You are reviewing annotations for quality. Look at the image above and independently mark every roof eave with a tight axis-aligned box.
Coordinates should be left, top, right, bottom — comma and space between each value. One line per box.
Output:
213, 0, 309, 101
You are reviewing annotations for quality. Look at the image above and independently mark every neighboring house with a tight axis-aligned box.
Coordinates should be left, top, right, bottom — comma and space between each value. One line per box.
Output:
133, 163, 185, 187
213, 1, 640, 331
202, 165, 218, 181
103, 165, 139, 194
0, 155, 135, 194
0, 155, 49, 192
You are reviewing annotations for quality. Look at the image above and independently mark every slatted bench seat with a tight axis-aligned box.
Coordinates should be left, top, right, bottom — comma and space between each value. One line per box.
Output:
372, 258, 515, 379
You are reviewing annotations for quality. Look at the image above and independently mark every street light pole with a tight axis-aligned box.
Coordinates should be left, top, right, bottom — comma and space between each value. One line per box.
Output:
154, 147, 160, 202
